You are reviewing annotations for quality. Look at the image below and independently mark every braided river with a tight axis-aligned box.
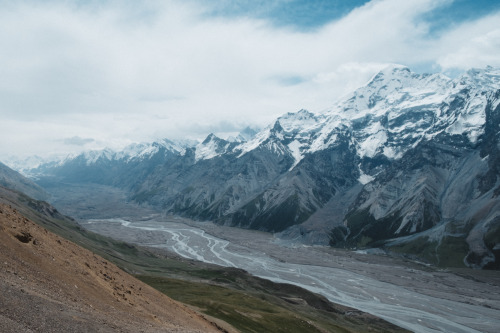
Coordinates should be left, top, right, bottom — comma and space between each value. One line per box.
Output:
81, 217, 500, 333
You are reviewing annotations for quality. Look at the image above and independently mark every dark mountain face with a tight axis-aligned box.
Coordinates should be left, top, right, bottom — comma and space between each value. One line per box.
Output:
134, 144, 294, 223
26, 66, 500, 268
226, 135, 360, 232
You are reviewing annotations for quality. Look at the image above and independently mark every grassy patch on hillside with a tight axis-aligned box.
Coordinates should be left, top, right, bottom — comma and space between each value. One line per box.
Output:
137, 274, 407, 333
138, 276, 327, 333
387, 235, 469, 268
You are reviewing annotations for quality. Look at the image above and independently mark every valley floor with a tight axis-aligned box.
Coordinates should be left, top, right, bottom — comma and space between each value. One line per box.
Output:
82, 216, 500, 333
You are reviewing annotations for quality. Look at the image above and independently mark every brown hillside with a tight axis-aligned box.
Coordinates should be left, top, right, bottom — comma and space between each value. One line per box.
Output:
0, 203, 223, 333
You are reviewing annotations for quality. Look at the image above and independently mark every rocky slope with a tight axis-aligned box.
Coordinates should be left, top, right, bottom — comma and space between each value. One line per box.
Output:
0, 199, 223, 332
25, 65, 500, 268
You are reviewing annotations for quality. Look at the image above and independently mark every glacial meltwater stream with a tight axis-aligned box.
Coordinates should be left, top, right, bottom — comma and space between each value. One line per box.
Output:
82, 218, 500, 333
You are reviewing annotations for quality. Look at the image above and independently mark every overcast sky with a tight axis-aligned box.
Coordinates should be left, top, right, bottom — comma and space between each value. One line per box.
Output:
1, 0, 500, 160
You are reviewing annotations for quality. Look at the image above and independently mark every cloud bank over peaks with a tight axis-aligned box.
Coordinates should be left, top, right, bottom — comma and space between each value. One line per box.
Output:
0, 0, 499, 159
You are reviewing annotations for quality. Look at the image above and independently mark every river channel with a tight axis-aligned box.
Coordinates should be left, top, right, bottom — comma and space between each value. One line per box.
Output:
81, 217, 500, 333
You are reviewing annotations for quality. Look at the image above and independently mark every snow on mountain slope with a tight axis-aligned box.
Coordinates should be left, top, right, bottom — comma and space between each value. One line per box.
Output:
120, 139, 191, 160
3, 155, 61, 176
58, 139, 193, 167
236, 110, 326, 168
313, 66, 453, 160
441, 67, 500, 143
248, 65, 498, 168
195, 134, 236, 162
229, 65, 495, 168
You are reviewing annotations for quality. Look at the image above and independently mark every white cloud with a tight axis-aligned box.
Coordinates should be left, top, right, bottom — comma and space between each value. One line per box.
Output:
0, 0, 499, 159
436, 14, 500, 70
63, 136, 95, 146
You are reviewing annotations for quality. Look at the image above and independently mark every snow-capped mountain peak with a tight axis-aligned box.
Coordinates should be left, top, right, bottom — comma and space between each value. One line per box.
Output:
278, 109, 323, 133
234, 109, 325, 164
336, 64, 452, 118
81, 148, 115, 165
195, 134, 236, 162
231, 65, 499, 169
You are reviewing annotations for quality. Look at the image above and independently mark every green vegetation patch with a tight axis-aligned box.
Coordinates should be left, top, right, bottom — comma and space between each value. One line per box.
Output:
484, 221, 500, 249
435, 236, 469, 267
137, 274, 407, 333
138, 275, 321, 333
388, 236, 438, 264
388, 235, 469, 268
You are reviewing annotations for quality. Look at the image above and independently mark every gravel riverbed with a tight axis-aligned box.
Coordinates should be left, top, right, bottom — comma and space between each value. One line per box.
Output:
81, 217, 500, 333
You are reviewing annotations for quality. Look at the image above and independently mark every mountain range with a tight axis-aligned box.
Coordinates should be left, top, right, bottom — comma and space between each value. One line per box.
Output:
19, 65, 500, 269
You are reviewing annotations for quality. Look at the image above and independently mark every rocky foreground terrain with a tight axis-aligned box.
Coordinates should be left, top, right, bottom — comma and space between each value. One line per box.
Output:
0, 202, 225, 333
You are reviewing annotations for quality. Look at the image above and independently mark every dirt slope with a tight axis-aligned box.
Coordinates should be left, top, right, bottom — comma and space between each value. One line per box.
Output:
0, 203, 224, 333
